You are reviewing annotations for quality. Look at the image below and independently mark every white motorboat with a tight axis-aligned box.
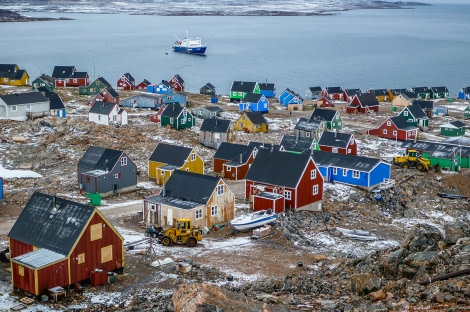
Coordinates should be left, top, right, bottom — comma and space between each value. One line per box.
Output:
230, 209, 277, 232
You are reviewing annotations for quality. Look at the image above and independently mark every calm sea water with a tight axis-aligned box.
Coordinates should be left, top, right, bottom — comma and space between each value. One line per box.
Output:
1, 3, 470, 96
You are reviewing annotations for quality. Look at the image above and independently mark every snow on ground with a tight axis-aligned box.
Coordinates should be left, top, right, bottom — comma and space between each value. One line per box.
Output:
0, 164, 42, 179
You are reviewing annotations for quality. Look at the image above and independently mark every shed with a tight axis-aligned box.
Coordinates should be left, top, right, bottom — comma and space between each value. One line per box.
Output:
258, 82, 276, 98
440, 120, 467, 137
252, 192, 285, 213
199, 118, 233, 149
200, 82, 216, 96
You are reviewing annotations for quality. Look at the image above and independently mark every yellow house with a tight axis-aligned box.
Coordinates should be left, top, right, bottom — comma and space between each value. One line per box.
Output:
392, 93, 412, 108
234, 111, 269, 133
148, 142, 204, 184
0, 64, 30, 86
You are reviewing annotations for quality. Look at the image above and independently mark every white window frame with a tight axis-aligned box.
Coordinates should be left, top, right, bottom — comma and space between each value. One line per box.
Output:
310, 170, 316, 179
114, 173, 120, 179
383, 129, 388, 134
332, 147, 339, 153
121, 157, 128, 166
284, 190, 292, 200
191, 153, 196, 161
343, 169, 348, 176
393, 130, 397, 137
404, 111, 408, 116
226, 166, 231, 172
353, 170, 360, 179
11, 105, 17, 111
217, 185, 224, 195
386, 120, 391, 126
195, 208, 202, 219
150, 204, 156, 212
211, 205, 218, 216
306, 132, 311, 138
333, 168, 337, 175
313, 185, 318, 195
26, 104, 31, 110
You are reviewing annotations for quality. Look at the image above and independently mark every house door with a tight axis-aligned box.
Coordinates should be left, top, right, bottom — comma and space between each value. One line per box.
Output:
113, 184, 118, 195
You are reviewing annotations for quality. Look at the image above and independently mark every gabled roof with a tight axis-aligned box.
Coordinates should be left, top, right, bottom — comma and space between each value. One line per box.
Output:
102, 86, 119, 98
345, 89, 362, 96
52, 66, 75, 78
231, 81, 257, 93
430, 86, 448, 93
402, 90, 417, 99
202, 82, 215, 90
462, 87, 470, 94
294, 117, 323, 132
158, 80, 171, 87
161, 103, 184, 118
0, 64, 18, 72
89, 101, 117, 115
94, 76, 111, 87
200, 118, 230, 133
6, 69, 28, 80
171, 74, 184, 84
390, 116, 418, 130
404, 104, 427, 119
71, 71, 88, 78
311, 150, 382, 172
308, 86, 322, 93
8, 192, 96, 256
0, 92, 48, 105
242, 93, 263, 103
204, 106, 223, 113
413, 99, 434, 110
368, 89, 388, 96
248, 141, 281, 152
148, 142, 192, 167
389, 88, 408, 95
441, 120, 467, 129
214, 142, 255, 164
35, 74, 55, 85
309, 108, 338, 122
242, 112, 268, 124
325, 86, 343, 94
156, 170, 220, 205
412, 87, 429, 94
354, 93, 380, 107
139, 79, 152, 85
401, 140, 470, 158
318, 131, 352, 148
258, 83, 275, 91
280, 135, 315, 153
48, 93, 65, 110
122, 72, 135, 82
245, 149, 311, 188
78, 146, 124, 171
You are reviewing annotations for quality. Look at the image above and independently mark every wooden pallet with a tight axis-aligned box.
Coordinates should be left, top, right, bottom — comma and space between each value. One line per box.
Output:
10, 303, 27, 311
19, 297, 35, 305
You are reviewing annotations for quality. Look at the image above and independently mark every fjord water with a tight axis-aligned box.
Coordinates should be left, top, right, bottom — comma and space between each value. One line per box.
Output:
1, 3, 469, 96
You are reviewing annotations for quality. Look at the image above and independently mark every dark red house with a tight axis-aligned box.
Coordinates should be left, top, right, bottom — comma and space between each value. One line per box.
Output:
90, 87, 120, 106
318, 131, 357, 156
150, 104, 167, 123
245, 149, 323, 212
8, 192, 124, 296
51, 66, 89, 87
169, 74, 185, 92
368, 116, 418, 141
116, 73, 135, 91
252, 191, 285, 213
321, 86, 344, 101
346, 93, 380, 114
317, 96, 334, 108
136, 79, 152, 90
213, 142, 256, 180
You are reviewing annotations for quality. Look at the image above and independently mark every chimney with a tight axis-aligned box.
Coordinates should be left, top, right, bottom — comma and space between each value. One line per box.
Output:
239, 153, 243, 164
105, 159, 109, 172
51, 194, 58, 215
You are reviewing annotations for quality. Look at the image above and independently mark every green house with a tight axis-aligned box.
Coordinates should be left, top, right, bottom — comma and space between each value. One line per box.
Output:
160, 103, 195, 130
229, 81, 260, 102
430, 86, 449, 99
464, 106, 470, 119
397, 104, 429, 129
79, 77, 111, 95
31, 74, 55, 94
279, 135, 319, 154
440, 120, 467, 137
309, 108, 342, 131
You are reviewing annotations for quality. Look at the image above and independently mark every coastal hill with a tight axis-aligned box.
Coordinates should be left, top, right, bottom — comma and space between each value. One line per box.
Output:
0, 9, 72, 22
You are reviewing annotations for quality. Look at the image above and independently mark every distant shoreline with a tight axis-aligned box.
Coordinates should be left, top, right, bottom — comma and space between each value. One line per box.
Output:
0, 9, 73, 23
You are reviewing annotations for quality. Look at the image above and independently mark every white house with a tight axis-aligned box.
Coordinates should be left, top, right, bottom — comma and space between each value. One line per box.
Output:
88, 100, 128, 126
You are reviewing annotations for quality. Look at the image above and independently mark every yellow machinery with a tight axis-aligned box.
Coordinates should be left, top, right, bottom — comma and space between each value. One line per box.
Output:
392, 149, 431, 172
158, 218, 203, 247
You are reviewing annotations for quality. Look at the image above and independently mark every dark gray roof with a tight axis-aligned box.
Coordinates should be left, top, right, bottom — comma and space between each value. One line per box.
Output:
0, 92, 48, 105
245, 149, 311, 188
311, 150, 382, 172
123, 72, 135, 82
201, 82, 216, 91
78, 146, 124, 171
248, 141, 281, 152
231, 81, 257, 93
89, 101, 116, 115
103, 86, 119, 97
96, 76, 111, 86
36, 74, 55, 85
325, 86, 343, 94
160, 170, 220, 205
149, 143, 192, 166
161, 103, 184, 118
412, 87, 429, 94
140, 79, 152, 85
172, 74, 184, 84
389, 88, 408, 95
448, 120, 467, 128
355, 93, 380, 107
159, 80, 171, 87
244, 112, 268, 124
8, 192, 95, 256
200, 118, 230, 133
308, 86, 323, 93
280, 135, 314, 153
368, 89, 388, 96
0, 64, 18, 72
48, 93, 65, 110
309, 108, 338, 122
430, 86, 448, 93
258, 83, 275, 91
400, 140, 470, 158
405, 104, 427, 119
242, 93, 263, 103
345, 89, 362, 96
318, 132, 352, 148
413, 100, 434, 110
402, 90, 417, 99
204, 106, 223, 113
294, 117, 322, 132
52, 66, 75, 78
72, 71, 88, 78
390, 116, 418, 130
214, 142, 255, 164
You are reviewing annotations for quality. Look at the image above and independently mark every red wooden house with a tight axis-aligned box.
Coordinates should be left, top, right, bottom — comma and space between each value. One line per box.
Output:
90, 87, 120, 106
213, 142, 256, 180
321, 86, 344, 101
116, 73, 136, 90
316, 95, 334, 108
136, 79, 152, 90
51, 66, 89, 87
169, 74, 185, 92
8, 192, 124, 296
346, 93, 380, 114
150, 103, 167, 123
245, 149, 323, 212
318, 131, 357, 155
368, 116, 418, 141
252, 191, 285, 213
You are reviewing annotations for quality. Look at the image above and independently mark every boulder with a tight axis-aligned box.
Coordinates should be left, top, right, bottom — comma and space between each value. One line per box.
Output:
444, 222, 470, 245
350, 273, 382, 296
401, 224, 443, 252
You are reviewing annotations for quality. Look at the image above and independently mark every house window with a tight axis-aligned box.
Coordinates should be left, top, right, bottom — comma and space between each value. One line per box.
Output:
310, 170, 316, 179
191, 153, 196, 161
73, 79, 77, 83
85, 175, 91, 183
383, 129, 388, 134
26, 104, 31, 110
387, 120, 391, 126
404, 111, 408, 116
170, 117, 174, 123
181, 118, 186, 124
333, 168, 337, 175
121, 157, 128, 166
408, 131, 414, 136
226, 166, 231, 171
150, 204, 156, 212
211, 205, 218, 216
11, 105, 17, 111
101, 245, 113, 263
18, 266, 24, 276
353, 170, 360, 178
284, 190, 292, 200
217, 185, 224, 195
78, 253, 85, 264
347, 148, 351, 154
332, 147, 339, 153
343, 169, 348, 176
114, 173, 121, 178
313, 185, 318, 195
393, 130, 397, 137
196, 208, 202, 219
90, 223, 103, 241
98, 115, 101, 121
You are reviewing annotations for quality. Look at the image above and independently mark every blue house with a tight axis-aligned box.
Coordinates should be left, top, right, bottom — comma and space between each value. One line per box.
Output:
239, 93, 269, 113
0, 177, 3, 201
458, 87, 470, 100
279, 88, 293, 105
311, 151, 391, 190
279, 88, 303, 107
258, 82, 276, 98
47, 93, 66, 118
148, 80, 172, 94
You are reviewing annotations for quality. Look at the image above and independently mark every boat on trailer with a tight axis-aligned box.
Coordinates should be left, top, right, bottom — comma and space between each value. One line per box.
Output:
172, 31, 207, 55
230, 209, 277, 232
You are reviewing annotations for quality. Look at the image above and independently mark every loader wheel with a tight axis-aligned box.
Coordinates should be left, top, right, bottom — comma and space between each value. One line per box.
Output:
162, 236, 172, 247
416, 163, 426, 172
401, 162, 410, 169
186, 237, 197, 247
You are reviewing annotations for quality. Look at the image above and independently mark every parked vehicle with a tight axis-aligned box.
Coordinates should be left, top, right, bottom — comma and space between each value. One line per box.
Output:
392, 149, 432, 172
230, 209, 277, 232
153, 218, 203, 247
